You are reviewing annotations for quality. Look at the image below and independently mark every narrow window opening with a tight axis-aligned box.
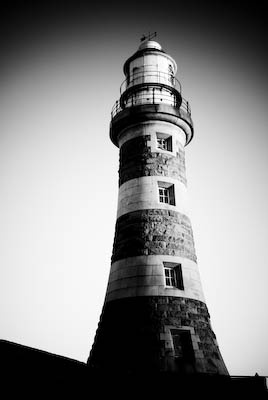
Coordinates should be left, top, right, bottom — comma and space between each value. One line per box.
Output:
158, 181, 175, 206
165, 267, 176, 287
159, 187, 169, 204
163, 262, 184, 290
156, 132, 172, 152
170, 329, 195, 361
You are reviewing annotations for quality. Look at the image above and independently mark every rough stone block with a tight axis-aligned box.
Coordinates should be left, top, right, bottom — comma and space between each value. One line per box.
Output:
119, 135, 187, 186
112, 209, 197, 263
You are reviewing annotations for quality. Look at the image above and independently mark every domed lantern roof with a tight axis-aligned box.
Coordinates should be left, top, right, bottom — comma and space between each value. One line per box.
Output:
138, 40, 162, 51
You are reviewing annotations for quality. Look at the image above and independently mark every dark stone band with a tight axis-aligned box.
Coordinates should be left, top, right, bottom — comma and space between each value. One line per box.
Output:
112, 209, 197, 263
119, 135, 186, 186
88, 296, 227, 375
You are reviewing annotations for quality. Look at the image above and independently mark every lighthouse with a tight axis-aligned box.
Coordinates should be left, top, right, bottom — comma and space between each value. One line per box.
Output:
88, 38, 228, 377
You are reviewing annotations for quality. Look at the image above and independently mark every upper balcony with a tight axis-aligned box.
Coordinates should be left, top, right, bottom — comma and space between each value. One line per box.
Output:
110, 64, 194, 147
111, 90, 191, 120
110, 95, 194, 147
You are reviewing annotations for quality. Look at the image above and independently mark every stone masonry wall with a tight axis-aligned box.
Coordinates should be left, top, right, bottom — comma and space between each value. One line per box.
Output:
112, 209, 197, 263
119, 135, 186, 186
88, 296, 228, 375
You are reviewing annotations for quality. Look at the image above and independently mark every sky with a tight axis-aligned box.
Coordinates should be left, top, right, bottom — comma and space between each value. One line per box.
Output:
0, 1, 268, 377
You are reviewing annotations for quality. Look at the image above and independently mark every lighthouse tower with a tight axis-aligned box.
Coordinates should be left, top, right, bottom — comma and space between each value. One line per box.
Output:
88, 38, 228, 377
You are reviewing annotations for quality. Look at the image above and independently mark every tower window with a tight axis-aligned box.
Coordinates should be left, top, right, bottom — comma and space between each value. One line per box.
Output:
159, 187, 169, 204
163, 262, 184, 290
170, 329, 195, 361
156, 132, 172, 151
165, 267, 176, 287
158, 181, 175, 205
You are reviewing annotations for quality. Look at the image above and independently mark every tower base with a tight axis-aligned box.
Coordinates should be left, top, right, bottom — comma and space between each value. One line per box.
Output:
88, 296, 228, 375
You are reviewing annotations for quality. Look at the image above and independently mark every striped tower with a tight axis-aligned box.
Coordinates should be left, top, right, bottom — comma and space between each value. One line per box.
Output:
88, 39, 228, 377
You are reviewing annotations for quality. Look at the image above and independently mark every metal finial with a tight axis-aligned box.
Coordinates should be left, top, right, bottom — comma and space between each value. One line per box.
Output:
140, 31, 157, 42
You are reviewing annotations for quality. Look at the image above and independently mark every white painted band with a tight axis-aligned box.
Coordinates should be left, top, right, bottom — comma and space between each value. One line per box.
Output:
117, 176, 189, 219
105, 255, 205, 304
118, 120, 186, 148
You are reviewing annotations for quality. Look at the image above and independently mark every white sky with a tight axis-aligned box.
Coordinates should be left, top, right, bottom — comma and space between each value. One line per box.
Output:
0, 3, 267, 377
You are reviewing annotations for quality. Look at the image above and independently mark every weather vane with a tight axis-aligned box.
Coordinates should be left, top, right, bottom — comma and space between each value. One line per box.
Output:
140, 31, 157, 42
